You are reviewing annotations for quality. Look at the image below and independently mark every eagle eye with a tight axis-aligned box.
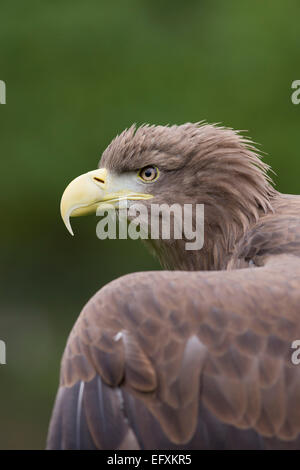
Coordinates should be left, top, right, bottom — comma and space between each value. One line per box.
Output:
138, 165, 159, 182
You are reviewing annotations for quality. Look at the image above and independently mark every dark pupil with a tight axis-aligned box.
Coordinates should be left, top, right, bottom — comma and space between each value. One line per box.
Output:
145, 168, 153, 178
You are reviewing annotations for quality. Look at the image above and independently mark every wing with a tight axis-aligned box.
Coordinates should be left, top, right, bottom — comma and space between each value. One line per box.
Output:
47, 253, 300, 449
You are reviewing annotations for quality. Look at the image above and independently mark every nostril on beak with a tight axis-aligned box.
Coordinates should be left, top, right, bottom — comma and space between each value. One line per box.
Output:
94, 177, 105, 184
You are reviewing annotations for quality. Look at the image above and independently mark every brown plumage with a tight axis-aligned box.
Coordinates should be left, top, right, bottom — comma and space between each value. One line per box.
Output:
47, 123, 300, 449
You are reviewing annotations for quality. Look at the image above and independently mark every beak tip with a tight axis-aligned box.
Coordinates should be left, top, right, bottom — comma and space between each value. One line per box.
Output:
64, 218, 74, 236
61, 207, 75, 236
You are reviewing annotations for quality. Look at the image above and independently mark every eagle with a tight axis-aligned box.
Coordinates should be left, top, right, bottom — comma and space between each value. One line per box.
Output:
47, 123, 300, 450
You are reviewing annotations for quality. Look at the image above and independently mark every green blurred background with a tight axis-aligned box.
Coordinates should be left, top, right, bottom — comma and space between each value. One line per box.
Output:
0, 0, 299, 449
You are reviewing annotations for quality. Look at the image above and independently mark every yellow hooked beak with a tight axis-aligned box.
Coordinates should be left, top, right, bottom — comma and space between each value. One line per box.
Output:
60, 168, 153, 235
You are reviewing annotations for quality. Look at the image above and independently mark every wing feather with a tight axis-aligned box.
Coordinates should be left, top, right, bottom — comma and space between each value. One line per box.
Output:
47, 253, 300, 449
